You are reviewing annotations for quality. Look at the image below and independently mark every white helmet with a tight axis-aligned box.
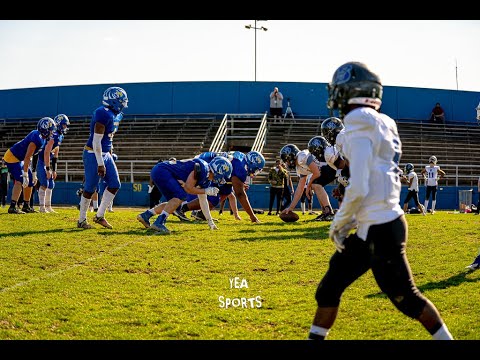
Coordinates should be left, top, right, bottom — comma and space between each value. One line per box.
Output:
429, 155, 437, 164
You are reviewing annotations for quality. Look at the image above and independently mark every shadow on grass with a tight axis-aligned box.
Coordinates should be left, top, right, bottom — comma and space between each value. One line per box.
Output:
228, 225, 331, 242
366, 271, 480, 299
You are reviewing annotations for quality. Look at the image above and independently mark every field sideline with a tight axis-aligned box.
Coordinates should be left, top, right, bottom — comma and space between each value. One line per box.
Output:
0, 206, 479, 340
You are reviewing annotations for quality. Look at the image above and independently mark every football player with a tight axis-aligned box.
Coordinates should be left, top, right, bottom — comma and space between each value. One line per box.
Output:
279, 140, 335, 221
401, 163, 426, 215
421, 155, 446, 214
136, 156, 233, 234
308, 61, 453, 340
321, 117, 350, 207
176, 150, 265, 223
35, 114, 70, 213
77, 87, 128, 229
3, 117, 56, 214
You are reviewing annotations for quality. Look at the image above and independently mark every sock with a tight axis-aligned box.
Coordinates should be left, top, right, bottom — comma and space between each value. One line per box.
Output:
432, 323, 453, 340
96, 190, 115, 217
301, 202, 306, 214
10, 200, 17, 209
45, 188, 53, 208
432, 200, 436, 211
78, 196, 91, 223
38, 188, 46, 207
148, 208, 157, 216
180, 203, 189, 213
424, 200, 428, 210
308, 325, 329, 340
93, 200, 98, 209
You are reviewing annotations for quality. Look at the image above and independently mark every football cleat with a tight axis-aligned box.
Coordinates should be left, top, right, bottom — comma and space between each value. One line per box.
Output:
77, 219, 93, 229
46, 207, 57, 213
137, 212, 152, 228
152, 224, 171, 235
93, 215, 113, 229
173, 208, 191, 222
8, 207, 25, 214
465, 262, 479, 271
22, 206, 37, 213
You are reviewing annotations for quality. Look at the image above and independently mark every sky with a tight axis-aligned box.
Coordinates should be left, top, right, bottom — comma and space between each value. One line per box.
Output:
0, 20, 479, 92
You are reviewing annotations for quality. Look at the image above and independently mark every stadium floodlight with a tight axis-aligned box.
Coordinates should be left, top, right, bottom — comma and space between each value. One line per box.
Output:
244, 20, 268, 82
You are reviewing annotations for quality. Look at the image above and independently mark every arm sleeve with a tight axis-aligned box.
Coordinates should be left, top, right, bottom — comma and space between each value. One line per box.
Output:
92, 132, 104, 166
32, 153, 39, 170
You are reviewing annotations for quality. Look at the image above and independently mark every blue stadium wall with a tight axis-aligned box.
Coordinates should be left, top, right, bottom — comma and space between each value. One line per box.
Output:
6, 182, 478, 212
1, 81, 479, 123
2, 81, 479, 210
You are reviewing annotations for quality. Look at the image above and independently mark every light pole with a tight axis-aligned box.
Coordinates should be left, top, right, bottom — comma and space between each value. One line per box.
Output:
245, 20, 267, 82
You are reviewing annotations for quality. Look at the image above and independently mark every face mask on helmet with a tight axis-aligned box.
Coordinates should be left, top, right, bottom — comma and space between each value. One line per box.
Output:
246, 151, 265, 177
54, 114, 70, 135
308, 136, 330, 161
102, 87, 129, 114
37, 117, 56, 139
327, 62, 383, 117
280, 144, 299, 171
209, 156, 233, 185
404, 163, 414, 173
429, 156, 437, 164
321, 117, 344, 145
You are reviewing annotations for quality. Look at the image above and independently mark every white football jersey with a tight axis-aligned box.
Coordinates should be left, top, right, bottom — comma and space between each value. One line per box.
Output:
407, 171, 419, 192
324, 144, 340, 170
424, 165, 440, 186
333, 107, 404, 240
295, 150, 321, 177
334, 128, 346, 159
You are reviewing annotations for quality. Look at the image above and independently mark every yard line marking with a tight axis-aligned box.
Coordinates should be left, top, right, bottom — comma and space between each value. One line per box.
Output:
0, 240, 139, 293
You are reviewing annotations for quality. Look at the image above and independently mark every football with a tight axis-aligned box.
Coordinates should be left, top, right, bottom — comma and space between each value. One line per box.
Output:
279, 211, 299, 223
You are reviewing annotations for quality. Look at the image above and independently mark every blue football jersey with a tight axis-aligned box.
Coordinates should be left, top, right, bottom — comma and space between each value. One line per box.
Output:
85, 106, 120, 153
9, 130, 46, 160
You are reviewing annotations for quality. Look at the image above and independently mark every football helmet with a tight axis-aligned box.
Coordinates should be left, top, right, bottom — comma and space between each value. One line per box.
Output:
327, 61, 383, 116
102, 86, 128, 114
54, 114, 70, 135
37, 117, 56, 139
429, 155, 437, 164
209, 156, 233, 185
321, 117, 345, 145
245, 151, 266, 177
280, 144, 300, 171
308, 136, 330, 161
404, 163, 414, 174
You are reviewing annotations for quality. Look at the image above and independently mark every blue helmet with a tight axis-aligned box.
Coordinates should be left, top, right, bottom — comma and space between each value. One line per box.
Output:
54, 114, 70, 135
208, 156, 233, 185
246, 151, 265, 177
102, 86, 128, 114
37, 117, 56, 139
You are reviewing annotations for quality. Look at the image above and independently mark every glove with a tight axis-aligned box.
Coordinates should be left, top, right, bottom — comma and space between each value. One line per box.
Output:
148, 185, 154, 194
205, 187, 220, 196
337, 175, 349, 187
329, 218, 357, 253
208, 219, 218, 230
22, 171, 29, 188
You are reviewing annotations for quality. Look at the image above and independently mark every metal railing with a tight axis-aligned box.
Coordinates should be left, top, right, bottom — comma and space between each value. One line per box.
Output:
251, 112, 268, 153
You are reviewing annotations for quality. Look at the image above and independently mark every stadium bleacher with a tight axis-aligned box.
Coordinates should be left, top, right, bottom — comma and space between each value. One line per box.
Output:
1, 116, 480, 186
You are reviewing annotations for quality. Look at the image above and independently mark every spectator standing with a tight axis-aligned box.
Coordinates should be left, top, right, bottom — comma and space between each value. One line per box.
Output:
269, 87, 284, 122
430, 102, 445, 124
267, 159, 287, 215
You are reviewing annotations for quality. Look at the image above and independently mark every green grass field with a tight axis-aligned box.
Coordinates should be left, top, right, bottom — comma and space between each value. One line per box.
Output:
0, 206, 479, 340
